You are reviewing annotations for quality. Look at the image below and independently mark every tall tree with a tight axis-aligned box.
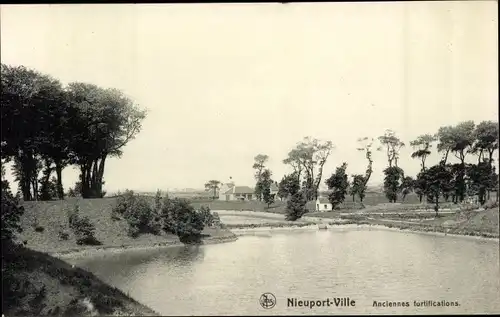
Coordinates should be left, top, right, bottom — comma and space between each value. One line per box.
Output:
422, 164, 454, 216
436, 126, 455, 164
383, 166, 404, 203
378, 130, 405, 168
400, 176, 414, 202
283, 137, 333, 201
253, 154, 269, 201
252, 154, 269, 181
410, 134, 436, 171
204, 180, 221, 199
1, 64, 65, 201
66, 83, 147, 198
260, 169, 274, 208
356, 137, 377, 193
472, 121, 499, 200
450, 121, 476, 202
278, 172, 300, 201
325, 163, 349, 209
350, 174, 367, 203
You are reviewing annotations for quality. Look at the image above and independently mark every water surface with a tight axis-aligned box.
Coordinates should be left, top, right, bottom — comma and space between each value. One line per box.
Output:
69, 228, 500, 315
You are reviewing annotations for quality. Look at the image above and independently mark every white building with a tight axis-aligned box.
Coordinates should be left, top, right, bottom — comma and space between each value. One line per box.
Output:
315, 197, 333, 212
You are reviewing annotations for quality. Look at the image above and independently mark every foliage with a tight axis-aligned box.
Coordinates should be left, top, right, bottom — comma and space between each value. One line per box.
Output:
466, 162, 495, 205
111, 190, 160, 237
258, 169, 275, 207
1, 63, 147, 201
283, 137, 334, 201
160, 198, 205, 243
1, 167, 24, 245
198, 206, 215, 227
204, 180, 221, 200
350, 174, 367, 202
67, 205, 101, 245
383, 166, 404, 203
400, 176, 415, 202
278, 172, 300, 200
253, 154, 269, 200
325, 163, 349, 209
410, 134, 436, 171
420, 164, 454, 216
285, 191, 308, 221
378, 130, 405, 167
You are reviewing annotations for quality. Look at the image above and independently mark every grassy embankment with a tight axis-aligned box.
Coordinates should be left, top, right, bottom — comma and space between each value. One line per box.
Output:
4, 197, 236, 316
190, 196, 499, 239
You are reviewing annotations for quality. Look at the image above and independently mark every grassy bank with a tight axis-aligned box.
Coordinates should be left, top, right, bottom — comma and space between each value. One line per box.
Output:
2, 242, 160, 316
19, 198, 236, 254
5, 197, 237, 316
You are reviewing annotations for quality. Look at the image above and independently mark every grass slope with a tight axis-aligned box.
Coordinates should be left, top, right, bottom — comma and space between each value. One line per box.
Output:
2, 243, 159, 316
19, 197, 235, 254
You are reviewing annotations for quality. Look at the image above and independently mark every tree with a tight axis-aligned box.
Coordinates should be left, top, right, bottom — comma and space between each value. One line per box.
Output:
252, 154, 269, 181
1, 64, 66, 201
285, 191, 308, 221
283, 137, 334, 201
204, 180, 221, 199
325, 163, 349, 209
1, 165, 24, 245
351, 175, 368, 203
400, 176, 414, 202
466, 162, 496, 205
260, 169, 275, 208
378, 130, 405, 168
471, 121, 499, 200
410, 134, 436, 171
66, 83, 147, 198
383, 166, 404, 203
446, 121, 476, 202
422, 164, 454, 216
414, 172, 427, 203
356, 137, 377, 190
278, 172, 300, 200
253, 154, 269, 201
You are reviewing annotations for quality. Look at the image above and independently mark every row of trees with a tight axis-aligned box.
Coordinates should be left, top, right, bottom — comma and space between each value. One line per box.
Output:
1, 64, 147, 200
245, 121, 497, 218
324, 122, 498, 213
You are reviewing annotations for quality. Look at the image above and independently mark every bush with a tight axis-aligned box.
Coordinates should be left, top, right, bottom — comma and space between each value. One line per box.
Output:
67, 205, 101, 245
161, 198, 205, 243
111, 190, 160, 237
1, 176, 24, 245
34, 226, 45, 233
285, 191, 308, 221
198, 206, 214, 227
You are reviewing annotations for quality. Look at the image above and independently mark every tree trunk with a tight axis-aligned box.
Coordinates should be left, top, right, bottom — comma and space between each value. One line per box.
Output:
55, 161, 64, 200
434, 195, 439, 217
313, 161, 326, 201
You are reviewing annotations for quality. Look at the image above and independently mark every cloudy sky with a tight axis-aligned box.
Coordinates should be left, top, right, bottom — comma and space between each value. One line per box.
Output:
1, 2, 497, 193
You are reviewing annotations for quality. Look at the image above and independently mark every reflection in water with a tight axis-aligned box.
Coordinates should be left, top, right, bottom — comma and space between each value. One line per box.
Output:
69, 229, 500, 315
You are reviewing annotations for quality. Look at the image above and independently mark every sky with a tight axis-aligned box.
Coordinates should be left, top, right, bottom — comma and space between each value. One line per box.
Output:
1, 2, 498, 193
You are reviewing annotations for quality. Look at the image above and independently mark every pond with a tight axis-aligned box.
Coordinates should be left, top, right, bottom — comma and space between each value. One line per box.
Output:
67, 228, 500, 315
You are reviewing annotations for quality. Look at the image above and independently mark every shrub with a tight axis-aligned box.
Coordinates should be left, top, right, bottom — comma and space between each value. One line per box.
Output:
285, 191, 308, 221
34, 226, 44, 233
161, 198, 205, 243
1, 175, 24, 245
111, 190, 160, 237
67, 205, 101, 245
198, 206, 214, 227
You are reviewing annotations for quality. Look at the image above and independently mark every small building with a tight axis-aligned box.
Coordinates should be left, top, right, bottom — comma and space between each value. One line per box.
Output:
315, 197, 333, 212
220, 185, 256, 201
